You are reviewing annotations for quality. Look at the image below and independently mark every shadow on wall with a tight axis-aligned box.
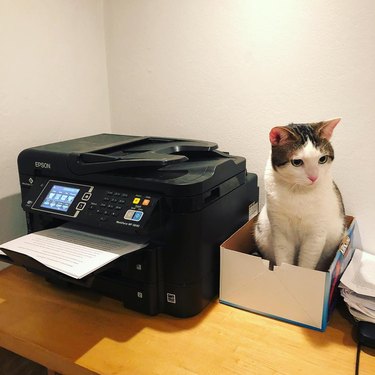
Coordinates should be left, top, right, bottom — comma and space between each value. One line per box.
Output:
0, 194, 27, 270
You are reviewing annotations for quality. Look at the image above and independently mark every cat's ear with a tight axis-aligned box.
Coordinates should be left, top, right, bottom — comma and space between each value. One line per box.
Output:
269, 127, 295, 146
317, 118, 341, 140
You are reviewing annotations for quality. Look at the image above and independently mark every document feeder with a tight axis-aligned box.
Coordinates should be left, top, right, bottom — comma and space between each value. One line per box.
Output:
1, 134, 258, 317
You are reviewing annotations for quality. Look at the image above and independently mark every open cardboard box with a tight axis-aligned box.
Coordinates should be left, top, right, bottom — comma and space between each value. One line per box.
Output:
219, 215, 359, 331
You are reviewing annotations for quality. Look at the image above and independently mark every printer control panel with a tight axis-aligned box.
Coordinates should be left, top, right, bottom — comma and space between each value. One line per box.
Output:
31, 180, 93, 218
28, 179, 159, 232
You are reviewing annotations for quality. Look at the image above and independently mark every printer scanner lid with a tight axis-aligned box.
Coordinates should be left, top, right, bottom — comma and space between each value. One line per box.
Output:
18, 134, 247, 196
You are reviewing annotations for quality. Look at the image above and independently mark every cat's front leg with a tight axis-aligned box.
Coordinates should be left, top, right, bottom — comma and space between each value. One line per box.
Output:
298, 232, 326, 270
272, 230, 296, 266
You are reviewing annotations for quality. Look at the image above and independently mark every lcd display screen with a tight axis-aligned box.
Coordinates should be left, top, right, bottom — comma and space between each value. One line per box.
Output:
40, 185, 80, 212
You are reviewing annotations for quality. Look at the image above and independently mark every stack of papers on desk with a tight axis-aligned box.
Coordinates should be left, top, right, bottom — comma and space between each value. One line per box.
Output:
0, 225, 147, 279
339, 248, 375, 323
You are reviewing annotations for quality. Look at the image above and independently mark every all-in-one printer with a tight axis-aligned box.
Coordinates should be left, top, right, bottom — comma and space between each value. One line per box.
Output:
1, 134, 258, 317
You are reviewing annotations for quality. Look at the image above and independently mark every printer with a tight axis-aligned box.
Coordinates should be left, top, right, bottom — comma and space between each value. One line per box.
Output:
2, 134, 258, 317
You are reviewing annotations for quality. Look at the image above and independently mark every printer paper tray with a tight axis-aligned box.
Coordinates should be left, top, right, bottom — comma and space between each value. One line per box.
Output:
0, 224, 152, 280
1, 236, 160, 282
0, 249, 125, 287
1, 247, 161, 315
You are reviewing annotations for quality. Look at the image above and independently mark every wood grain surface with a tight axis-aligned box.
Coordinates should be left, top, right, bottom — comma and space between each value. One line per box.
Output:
0, 266, 374, 375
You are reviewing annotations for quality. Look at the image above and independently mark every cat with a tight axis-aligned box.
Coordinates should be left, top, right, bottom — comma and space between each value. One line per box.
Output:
254, 118, 345, 271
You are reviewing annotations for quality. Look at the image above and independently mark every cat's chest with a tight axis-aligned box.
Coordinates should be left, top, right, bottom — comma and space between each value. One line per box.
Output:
267, 184, 333, 218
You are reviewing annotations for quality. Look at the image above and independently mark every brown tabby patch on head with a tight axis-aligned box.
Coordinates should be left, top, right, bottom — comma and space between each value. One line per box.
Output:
271, 122, 335, 169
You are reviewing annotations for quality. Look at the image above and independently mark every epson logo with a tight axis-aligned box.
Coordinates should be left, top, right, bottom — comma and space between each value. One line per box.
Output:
35, 161, 51, 169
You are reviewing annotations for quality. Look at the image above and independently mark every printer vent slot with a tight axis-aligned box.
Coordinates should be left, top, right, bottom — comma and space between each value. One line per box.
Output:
205, 187, 220, 203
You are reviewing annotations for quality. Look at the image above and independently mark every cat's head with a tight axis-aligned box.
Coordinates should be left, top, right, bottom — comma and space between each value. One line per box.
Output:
269, 118, 340, 187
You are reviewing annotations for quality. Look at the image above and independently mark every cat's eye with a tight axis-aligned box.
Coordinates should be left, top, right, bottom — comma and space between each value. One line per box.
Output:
291, 159, 303, 167
319, 156, 328, 164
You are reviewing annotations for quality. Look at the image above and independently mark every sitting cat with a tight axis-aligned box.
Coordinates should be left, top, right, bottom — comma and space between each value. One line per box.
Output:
255, 118, 345, 271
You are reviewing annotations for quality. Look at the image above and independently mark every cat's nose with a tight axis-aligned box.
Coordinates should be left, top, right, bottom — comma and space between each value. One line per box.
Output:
308, 175, 318, 182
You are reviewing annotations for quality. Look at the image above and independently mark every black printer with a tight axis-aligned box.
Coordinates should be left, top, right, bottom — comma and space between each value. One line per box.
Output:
2, 134, 258, 317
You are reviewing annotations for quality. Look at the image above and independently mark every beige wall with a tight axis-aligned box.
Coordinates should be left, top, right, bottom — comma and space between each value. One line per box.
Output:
0, 0, 111, 243
104, 0, 375, 252
1, 0, 375, 254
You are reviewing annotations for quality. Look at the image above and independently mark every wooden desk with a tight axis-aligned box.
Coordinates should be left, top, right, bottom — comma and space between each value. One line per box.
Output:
0, 266, 374, 375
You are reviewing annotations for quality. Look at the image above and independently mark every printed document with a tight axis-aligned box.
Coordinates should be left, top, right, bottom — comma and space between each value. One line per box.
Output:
0, 225, 147, 279
339, 248, 375, 323
340, 248, 375, 297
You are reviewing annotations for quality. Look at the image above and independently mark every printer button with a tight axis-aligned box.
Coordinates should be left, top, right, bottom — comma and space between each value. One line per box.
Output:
132, 211, 143, 221
124, 210, 135, 220
99, 216, 108, 222
82, 192, 92, 201
142, 199, 151, 206
76, 202, 86, 211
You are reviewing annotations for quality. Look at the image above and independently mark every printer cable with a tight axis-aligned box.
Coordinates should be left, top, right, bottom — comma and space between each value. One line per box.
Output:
354, 321, 375, 375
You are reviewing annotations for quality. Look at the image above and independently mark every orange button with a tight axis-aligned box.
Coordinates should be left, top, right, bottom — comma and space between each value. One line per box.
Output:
133, 197, 141, 204
142, 199, 150, 206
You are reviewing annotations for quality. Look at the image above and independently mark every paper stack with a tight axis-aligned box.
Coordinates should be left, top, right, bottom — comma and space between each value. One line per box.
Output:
339, 248, 375, 323
0, 225, 148, 279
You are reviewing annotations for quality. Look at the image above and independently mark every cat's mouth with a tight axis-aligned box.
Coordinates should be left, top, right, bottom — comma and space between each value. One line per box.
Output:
301, 179, 318, 187
290, 179, 320, 189
308, 179, 319, 186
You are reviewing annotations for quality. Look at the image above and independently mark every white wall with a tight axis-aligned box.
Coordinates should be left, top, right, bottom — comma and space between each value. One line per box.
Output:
0, 0, 111, 244
104, 0, 375, 252
1, 1, 375, 254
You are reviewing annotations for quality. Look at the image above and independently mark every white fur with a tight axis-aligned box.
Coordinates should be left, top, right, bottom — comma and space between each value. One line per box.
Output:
255, 141, 345, 271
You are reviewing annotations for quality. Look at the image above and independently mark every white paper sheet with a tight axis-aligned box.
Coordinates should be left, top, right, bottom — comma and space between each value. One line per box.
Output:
0, 226, 148, 279
341, 288, 375, 317
340, 248, 375, 297
0, 250, 5, 256
339, 248, 375, 323
347, 306, 375, 324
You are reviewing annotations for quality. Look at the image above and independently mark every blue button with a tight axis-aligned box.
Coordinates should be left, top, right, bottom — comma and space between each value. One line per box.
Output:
132, 211, 143, 221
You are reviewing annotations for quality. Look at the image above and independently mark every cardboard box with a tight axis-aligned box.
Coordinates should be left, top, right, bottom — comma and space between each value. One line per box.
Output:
220, 216, 359, 331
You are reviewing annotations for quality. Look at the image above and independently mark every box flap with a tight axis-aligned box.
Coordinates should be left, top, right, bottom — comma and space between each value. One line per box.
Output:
221, 219, 256, 254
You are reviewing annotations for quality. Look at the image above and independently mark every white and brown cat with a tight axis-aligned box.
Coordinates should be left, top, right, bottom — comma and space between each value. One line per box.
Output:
255, 118, 345, 271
